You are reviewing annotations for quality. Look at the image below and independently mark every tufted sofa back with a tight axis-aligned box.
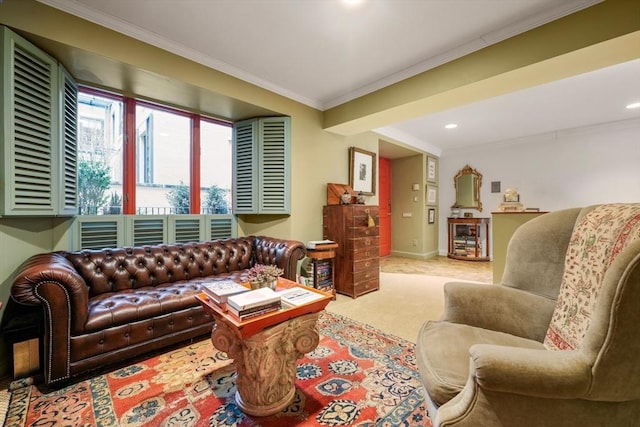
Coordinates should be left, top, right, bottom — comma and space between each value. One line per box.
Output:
65, 237, 255, 297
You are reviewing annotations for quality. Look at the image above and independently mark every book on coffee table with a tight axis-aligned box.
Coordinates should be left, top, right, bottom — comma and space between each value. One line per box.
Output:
227, 300, 282, 321
201, 280, 249, 308
278, 287, 325, 307
227, 287, 281, 312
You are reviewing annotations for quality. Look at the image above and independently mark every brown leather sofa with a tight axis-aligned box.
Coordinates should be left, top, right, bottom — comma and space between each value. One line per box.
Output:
10, 235, 306, 385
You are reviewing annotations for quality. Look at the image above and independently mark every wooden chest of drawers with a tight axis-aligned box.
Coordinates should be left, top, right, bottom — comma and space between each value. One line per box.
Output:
323, 205, 379, 298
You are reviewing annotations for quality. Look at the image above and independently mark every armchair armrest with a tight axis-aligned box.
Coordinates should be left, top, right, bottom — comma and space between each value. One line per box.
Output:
11, 252, 89, 331
436, 346, 592, 426
469, 344, 591, 398
442, 282, 556, 342
251, 236, 306, 281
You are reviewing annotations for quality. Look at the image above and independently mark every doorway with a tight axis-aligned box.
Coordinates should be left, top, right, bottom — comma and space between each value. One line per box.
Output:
379, 157, 391, 257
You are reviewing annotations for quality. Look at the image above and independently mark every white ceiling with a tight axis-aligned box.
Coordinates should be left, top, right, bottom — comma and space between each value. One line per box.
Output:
41, 0, 640, 157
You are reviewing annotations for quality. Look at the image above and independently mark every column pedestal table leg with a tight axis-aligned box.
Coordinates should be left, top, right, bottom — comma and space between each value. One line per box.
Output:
211, 312, 321, 416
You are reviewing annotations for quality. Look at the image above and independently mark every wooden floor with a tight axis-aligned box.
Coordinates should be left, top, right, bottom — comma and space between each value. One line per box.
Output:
380, 255, 493, 283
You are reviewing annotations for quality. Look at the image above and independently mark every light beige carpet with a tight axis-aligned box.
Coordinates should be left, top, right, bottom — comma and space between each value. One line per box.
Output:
326, 272, 486, 343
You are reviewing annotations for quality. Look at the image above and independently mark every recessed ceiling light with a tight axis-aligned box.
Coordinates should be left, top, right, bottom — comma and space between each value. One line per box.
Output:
445, 123, 458, 129
626, 102, 640, 110
341, 0, 365, 6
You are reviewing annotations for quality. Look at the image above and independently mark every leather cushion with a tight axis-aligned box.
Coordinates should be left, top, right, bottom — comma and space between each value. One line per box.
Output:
84, 272, 243, 333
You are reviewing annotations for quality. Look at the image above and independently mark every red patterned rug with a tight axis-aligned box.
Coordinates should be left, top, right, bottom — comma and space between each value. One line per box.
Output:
5, 312, 430, 426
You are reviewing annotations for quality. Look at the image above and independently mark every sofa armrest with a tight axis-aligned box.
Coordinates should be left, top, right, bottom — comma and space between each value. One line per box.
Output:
11, 252, 89, 332
251, 236, 307, 281
11, 252, 91, 384
442, 282, 556, 342
469, 344, 591, 398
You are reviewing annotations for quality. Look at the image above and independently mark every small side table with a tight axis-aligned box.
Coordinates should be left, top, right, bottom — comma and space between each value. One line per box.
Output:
306, 247, 336, 299
3, 309, 43, 379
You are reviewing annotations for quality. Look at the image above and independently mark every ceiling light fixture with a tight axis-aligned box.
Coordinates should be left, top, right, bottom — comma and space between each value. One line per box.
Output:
341, 0, 365, 7
445, 123, 458, 129
626, 102, 640, 110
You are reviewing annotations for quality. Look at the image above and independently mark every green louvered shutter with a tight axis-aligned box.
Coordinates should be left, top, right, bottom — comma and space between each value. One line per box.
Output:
232, 117, 290, 214
170, 215, 203, 243
233, 119, 258, 213
1, 27, 57, 215
259, 117, 290, 213
1, 26, 78, 216
130, 216, 167, 246
74, 216, 123, 250
59, 66, 78, 215
207, 215, 236, 240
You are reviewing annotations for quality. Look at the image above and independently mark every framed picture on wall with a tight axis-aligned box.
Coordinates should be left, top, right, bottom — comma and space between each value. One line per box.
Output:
427, 156, 437, 182
428, 208, 436, 224
349, 147, 377, 195
426, 185, 437, 206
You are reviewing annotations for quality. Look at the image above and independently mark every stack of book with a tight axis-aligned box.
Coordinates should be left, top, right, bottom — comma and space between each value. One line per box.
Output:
313, 259, 333, 293
201, 280, 250, 310
227, 287, 282, 320
306, 239, 338, 250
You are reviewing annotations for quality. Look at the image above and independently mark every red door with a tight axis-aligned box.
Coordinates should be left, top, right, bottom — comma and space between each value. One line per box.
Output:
379, 157, 391, 257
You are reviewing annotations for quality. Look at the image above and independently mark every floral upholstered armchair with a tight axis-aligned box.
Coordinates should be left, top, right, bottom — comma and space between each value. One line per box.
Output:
416, 204, 640, 426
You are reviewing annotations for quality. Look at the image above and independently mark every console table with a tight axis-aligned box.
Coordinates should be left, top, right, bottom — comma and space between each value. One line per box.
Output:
196, 279, 331, 416
447, 217, 490, 261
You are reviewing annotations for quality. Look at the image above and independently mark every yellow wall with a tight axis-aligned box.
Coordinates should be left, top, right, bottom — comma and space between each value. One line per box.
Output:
389, 154, 439, 258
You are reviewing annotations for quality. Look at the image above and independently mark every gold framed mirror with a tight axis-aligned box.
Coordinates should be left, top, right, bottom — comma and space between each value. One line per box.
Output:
453, 164, 482, 211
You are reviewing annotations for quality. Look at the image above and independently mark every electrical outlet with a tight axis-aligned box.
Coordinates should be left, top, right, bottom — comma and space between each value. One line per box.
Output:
402, 212, 412, 218
412, 239, 418, 246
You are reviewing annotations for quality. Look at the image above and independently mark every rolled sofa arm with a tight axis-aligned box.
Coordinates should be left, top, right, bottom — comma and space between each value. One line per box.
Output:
251, 236, 307, 281
11, 252, 90, 333
11, 251, 91, 384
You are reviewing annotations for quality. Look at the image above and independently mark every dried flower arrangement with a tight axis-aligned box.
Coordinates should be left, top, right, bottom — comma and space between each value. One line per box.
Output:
246, 264, 284, 284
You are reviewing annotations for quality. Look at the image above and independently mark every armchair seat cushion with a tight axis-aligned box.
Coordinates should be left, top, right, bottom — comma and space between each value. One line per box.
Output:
417, 320, 545, 406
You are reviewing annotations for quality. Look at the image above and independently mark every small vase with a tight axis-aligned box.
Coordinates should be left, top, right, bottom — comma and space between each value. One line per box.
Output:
249, 280, 263, 290
267, 278, 278, 290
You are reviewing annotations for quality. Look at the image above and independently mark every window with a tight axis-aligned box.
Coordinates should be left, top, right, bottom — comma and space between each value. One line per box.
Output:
135, 104, 191, 214
77, 87, 233, 216
77, 91, 124, 215
200, 119, 232, 214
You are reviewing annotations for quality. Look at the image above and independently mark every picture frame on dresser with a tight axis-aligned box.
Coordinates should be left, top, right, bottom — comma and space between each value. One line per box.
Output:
349, 147, 376, 195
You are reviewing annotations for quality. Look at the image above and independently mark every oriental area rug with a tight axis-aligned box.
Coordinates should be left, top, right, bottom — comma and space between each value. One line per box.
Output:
4, 312, 431, 426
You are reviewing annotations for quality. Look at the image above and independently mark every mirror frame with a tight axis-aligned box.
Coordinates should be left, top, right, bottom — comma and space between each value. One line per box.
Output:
453, 164, 483, 211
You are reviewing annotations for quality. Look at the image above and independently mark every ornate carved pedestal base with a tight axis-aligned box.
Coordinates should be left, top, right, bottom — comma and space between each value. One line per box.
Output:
211, 312, 321, 417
